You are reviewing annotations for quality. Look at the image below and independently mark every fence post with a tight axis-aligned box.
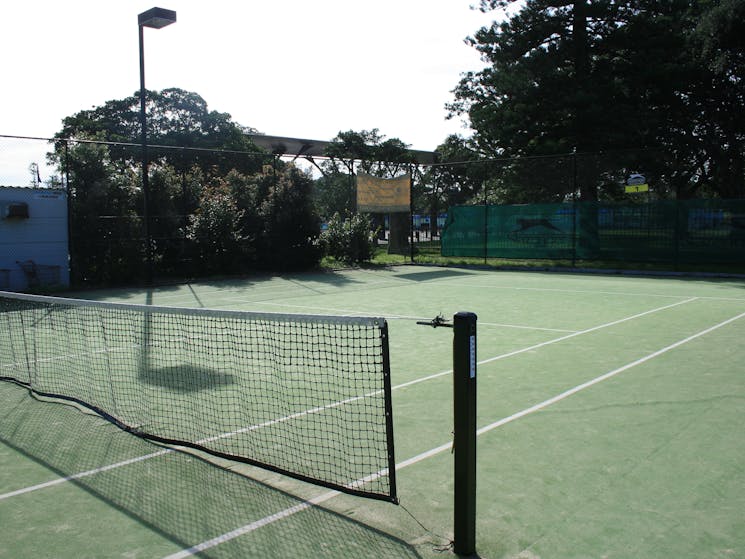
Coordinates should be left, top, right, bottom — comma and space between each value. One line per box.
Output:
410, 164, 415, 264
64, 140, 74, 285
453, 311, 477, 556
572, 148, 578, 267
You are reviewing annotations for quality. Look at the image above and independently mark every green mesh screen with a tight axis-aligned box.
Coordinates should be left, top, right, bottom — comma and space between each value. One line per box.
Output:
441, 199, 745, 264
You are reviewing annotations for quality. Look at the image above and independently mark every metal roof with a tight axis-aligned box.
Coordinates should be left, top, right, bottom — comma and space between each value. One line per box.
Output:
247, 134, 436, 164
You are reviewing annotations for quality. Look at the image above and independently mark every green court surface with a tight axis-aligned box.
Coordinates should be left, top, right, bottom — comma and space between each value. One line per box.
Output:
2, 266, 744, 558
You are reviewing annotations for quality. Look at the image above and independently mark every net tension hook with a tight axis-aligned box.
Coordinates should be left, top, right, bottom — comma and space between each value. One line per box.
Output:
416, 314, 453, 328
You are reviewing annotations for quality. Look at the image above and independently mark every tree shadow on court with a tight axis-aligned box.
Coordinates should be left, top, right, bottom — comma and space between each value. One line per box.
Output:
394, 269, 475, 282
138, 364, 236, 393
0, 382, 422, 559
195, 268, 364, 290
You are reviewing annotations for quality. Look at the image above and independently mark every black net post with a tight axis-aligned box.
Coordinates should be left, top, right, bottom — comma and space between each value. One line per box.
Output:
453, 311, 477, 556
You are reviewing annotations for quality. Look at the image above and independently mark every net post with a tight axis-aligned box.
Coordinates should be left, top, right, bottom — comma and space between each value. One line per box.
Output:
453, 311, 477, 556
380, 319, 398, 503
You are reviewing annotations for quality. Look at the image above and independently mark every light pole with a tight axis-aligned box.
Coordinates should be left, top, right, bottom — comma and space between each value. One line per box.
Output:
138, 7, 176, 284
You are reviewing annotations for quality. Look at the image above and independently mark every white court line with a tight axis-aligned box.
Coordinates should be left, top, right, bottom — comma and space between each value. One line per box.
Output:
219, 299, 578, 332
162, 461, 404, 559
0, 297, 697, 502
476, 308, 745, 436
1, 344, 136, 371
0, 449, 170, 501
479, 322, 577, 333
0, 389, 383, 502
161, 307, 745, 559
393, 297, 698, 391
139, 278, 401, 305
441, 282, 745, 303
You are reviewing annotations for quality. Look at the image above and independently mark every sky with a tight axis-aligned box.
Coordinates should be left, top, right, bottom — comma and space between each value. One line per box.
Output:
1, 0, 509, 186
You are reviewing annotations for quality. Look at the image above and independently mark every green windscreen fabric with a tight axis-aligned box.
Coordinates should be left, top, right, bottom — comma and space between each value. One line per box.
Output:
440, 206, 486, 258
676, 199, 745, 263
441, 199, 745, 264
441, 204, 574, 259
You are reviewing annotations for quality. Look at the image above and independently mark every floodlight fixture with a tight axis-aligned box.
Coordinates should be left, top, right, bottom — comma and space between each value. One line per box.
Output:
138, 7, 177, 29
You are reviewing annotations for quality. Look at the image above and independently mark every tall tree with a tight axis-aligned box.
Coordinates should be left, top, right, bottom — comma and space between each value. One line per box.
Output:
319, 130, 416, 253
52, 88, 265, 177
681, 0, 745, 198
449, 0, 745, 200
259, 166, 322, 270
50, 90, 324, 283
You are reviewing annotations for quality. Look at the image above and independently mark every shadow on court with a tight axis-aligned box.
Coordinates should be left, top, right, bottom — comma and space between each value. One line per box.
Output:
0, 382, 421, 559
138, 364, 236, 393
394, 269, 474, 282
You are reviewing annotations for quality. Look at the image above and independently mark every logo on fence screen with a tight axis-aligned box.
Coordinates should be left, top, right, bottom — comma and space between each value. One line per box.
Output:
507, 216, 570, 247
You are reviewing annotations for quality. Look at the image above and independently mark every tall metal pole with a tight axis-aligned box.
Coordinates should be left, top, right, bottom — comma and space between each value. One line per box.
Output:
64, 141, 73, 285
139, 24, 152, 284
137, 8, 176, 284
483, 170, 488, 265
572, 148, 578, 267
409, 165, 414, 264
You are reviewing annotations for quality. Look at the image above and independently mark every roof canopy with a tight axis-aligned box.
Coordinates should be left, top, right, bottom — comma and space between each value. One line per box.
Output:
247, 134, 436, 165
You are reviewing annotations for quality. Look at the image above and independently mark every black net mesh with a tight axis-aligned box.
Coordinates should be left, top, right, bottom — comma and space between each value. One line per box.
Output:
0, 292, 396, 503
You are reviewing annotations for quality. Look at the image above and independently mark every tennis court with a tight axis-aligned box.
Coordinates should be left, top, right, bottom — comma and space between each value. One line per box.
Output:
2, 265, 744, 558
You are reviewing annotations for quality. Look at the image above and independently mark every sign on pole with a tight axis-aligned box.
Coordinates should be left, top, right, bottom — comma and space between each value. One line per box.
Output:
625, 173, 649, 193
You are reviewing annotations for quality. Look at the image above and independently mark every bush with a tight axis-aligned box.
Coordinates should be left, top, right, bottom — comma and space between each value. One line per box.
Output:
259, 167, 323, 270
321, 213, 377, 264
186, 184, 246, 273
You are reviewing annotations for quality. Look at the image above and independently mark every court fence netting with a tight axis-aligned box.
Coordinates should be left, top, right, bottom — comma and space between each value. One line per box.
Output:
439, 199, 745, 266
3, 134, 744, 285
0, 290, 397, 503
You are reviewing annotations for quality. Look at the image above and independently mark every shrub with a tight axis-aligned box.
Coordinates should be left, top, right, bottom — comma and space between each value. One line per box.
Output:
259, 167, 323, 270
321, 213, 377, 264
186, 184, 246, 273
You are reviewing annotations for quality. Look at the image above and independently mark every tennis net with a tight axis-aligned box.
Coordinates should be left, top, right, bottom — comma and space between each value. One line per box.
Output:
0, 291, 397, 503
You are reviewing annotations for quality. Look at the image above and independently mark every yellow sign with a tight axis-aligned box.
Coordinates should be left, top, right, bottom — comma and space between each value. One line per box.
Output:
625, 184, 649, 193
356, 173, 411, 213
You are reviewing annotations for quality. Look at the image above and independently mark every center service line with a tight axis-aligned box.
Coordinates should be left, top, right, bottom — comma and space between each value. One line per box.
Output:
394, 297, 698, 391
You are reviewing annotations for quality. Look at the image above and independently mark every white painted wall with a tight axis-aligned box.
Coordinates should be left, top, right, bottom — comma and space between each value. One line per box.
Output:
0, 187, 69, 291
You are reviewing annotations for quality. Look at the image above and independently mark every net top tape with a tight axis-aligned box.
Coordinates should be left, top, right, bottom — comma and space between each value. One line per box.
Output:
0, 291, 386, 328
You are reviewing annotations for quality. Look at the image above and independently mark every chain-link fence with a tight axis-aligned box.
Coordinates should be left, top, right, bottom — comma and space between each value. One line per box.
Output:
2, 134, 278, 287
409, 149, 745, 269
3, 133, 743, 286
437, 200, 745, 266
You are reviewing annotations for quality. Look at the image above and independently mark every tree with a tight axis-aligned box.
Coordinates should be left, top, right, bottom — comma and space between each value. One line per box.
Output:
53, 88, 265, 177
450, 0, 745, 200
186, 183, 246, 274
49, 89, 278, 283
62, 141, 143, 284
314, 173, 355, 221
321, 213, 377, 264
321, 129, 416, 178
258, 166, 323, 270
681, 0, 745, 198
429, 135, 490, 204
320, 130, 417, 252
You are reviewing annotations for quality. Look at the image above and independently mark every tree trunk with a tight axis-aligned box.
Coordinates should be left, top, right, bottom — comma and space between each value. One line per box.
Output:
388, 212, 410, 254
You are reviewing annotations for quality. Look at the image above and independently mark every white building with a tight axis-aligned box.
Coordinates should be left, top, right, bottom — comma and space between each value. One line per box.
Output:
0, 187, 69, 291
